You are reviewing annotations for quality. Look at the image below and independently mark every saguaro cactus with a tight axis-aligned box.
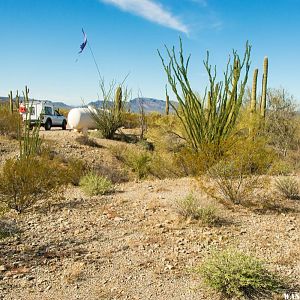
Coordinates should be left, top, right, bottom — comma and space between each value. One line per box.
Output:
9, 91, 13, 114
165, 85, 170, 115
260, 57, 268, 118
115, 86, 122, 113
15, 91, 20, 109
250, 68, 258, 113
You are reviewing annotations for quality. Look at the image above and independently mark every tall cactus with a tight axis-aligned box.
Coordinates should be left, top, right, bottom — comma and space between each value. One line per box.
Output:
165, 85, 170, 115
9, 91, 13, 114
114, 86, 122, 113
15, 90, 20, 109
250, 69, 258, 113
260, 57, 268, 118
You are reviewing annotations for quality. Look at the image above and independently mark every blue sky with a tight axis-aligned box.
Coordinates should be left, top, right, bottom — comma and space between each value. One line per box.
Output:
0, 0, 299, 105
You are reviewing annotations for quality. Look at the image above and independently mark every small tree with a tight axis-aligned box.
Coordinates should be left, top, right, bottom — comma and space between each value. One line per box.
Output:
264, 88, 299, 156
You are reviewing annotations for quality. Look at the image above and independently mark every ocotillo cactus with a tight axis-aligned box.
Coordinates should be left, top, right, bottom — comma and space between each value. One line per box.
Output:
165, 85, 170, 115
207, 91, 211, 111
250, 68, 258, 113
260, 57, 268, 118
9, 91, 13, 113
114, 86, 122, 113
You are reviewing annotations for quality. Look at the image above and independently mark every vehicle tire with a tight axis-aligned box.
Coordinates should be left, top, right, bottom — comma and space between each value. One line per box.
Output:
44, 119, 52, 131
62, 120, 67, 130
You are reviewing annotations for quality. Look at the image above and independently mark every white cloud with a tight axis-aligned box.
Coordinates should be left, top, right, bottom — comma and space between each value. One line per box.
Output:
99, 0, 189, 34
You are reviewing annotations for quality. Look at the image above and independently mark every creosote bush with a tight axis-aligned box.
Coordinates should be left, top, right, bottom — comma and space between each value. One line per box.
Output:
176, 193, 217, 225
198, 250, 285, 299
200, 137, 273, 206
0, 156, 73, 213
275, 177, 299, 200
79, 172, 113, 196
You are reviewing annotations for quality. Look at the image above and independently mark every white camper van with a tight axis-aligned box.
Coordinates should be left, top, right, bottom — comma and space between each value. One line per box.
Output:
20, 100, 67, 130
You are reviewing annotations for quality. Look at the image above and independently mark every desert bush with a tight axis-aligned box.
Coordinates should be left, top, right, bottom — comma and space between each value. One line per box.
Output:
159, 39, 251, 154
198, 250, 285, 299
111, 145, 152, 179
75, 135, 101, 148
268, 160, 293, 176
0, 220, 19, 239
203, 161, 260, 205
275, 177, 299, 200
90, 79, 130, 139
123, 112, 141, 129
126, 150, 152, 179
89, 163, 129, 184
0, 156, 70, 213
264, 88, 299, 155
200, 137, 273, 205
0, 103, 21, 138
64, 158, 85, 186
79, 172, 113, 196
176, 193, 217, 225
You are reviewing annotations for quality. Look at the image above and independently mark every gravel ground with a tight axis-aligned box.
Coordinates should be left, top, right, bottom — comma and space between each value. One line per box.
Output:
0, 130, 299, 300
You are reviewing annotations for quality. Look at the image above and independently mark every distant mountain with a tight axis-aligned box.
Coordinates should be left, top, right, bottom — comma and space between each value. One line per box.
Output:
0, 97, 74, 109
88, 97, 177, 114
1, 96, 177, 113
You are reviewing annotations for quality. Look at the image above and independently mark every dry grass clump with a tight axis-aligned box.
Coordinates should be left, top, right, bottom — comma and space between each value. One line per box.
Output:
79, 172, 113, 196
75, 135, 101, 148
0, 104, 21, 138
176, 193, 218, 225
197, 249, 286, 299
275, 177, 300, 200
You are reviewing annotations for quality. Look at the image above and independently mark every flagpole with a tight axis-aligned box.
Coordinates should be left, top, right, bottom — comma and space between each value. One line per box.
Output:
87, 41, 102, 81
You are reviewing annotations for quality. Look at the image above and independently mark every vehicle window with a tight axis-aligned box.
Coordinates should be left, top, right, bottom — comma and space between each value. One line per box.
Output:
44, 106, 53, 115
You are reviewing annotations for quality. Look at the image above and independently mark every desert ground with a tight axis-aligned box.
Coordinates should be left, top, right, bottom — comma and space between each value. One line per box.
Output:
0, 129, 299, 300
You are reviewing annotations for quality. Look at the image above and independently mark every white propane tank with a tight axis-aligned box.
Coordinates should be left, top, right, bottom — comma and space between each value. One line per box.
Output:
67, 106, 97, 131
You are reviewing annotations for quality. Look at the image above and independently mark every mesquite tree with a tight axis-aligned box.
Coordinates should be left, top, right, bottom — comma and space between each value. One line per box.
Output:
158, 39, 251, 154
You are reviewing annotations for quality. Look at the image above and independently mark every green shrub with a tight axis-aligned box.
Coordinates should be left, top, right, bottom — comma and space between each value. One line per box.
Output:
198, 250, 285, 299
269, 160, 293, 176
111, 145, 152, 179
176, 193, 217, 225
0, 156, 69, 213
0, 103, 21, 138
275, 177, 299, 200
79, 172, 113, 196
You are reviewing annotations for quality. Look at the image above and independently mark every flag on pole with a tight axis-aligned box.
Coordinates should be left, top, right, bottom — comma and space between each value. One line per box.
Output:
79, 28, 87, 54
